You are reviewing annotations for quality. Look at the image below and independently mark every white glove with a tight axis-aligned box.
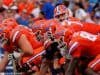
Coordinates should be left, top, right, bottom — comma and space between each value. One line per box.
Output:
13, 51, 22, 59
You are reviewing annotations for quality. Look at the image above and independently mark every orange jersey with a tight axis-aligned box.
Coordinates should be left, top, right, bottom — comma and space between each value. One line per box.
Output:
64, 22, 82, 43
32, 19, 59, 34
18, 2, 34, 14
55, 20, 83, 44
3, 25, 44, 64
54, 25, 67, 38
88, 54, 100, 72
10, 25, 43, 49
61, 21, 99, 44
69, 31, 100, 58
25, 2, 34, 14
82, 22, 100, 34
63, 20, 100, 34
18, 2, 25, 13
32, 20, 47, 33
4, 25, 43, 51
3, 0, 13, 6
43, 19, 60, 33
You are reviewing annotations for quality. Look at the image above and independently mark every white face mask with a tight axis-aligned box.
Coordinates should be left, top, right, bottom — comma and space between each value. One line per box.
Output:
60, 14, 67, 22
55, 13, 68, 25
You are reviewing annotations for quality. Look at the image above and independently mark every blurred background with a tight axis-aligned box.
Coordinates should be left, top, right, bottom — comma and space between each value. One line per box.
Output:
0, 0, 99, 26
0, 0, 100, 74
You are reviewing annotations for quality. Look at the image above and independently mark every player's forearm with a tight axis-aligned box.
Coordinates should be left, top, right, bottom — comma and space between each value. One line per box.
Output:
65, 58, 78, 75
18, 34, 34, 55
0, 51, 9, 72
86, 68, 100, 75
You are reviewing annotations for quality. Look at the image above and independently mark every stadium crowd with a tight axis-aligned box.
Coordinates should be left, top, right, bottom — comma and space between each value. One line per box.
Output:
0, 0, 100, 75
0, 0, 99, 25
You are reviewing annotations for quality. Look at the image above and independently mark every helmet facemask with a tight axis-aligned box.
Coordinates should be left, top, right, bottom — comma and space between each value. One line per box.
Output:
55, 13, 68, 23
54, 5, 69, 23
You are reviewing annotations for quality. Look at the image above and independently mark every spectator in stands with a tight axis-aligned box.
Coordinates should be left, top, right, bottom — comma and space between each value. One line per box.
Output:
17, 0, 27, 13
55, 0, 63, 6
63, 0, 73, 17
41, 0, 54, 19
32, 11, 46, 22
93, 10, 100, 24
31, 1, 41, 19
2, 0, 13, 9
10, 6, 19, 19
0, 6, 6, 23
74, 2, 87, 21
16, 10, 30, 26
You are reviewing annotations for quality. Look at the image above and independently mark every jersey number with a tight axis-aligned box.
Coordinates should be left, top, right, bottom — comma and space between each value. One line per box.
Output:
80, 32, 97, 41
